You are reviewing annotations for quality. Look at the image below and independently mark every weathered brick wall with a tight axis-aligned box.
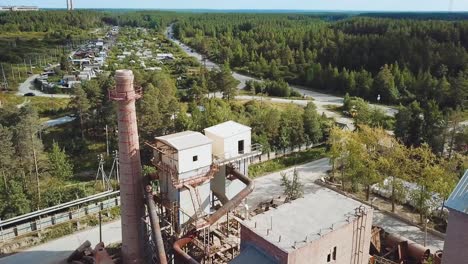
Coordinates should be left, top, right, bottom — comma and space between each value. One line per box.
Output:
240, 209, 373, 264
288, 209, 373, 264
442, 210, 468, 264
240, 223, 289, 264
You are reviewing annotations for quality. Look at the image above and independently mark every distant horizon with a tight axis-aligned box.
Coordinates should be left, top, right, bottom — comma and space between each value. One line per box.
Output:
14, 8, 468, 14
5, 0, 468, 12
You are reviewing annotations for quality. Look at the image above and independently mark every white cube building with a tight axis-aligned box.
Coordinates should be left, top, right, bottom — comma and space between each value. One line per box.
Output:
205, 121, 259, 200
151, 121, 262, 230
153, 131, 215, 227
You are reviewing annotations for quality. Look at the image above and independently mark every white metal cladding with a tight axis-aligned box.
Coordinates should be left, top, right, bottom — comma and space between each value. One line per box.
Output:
204, 121, 252, 160
156, 131, 212, 151
446, 170, 468, 214
204, 121, 251, 139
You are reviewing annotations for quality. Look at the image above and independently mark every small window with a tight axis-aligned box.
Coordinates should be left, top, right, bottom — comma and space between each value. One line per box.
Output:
333, 247, 337, 260
327, 253, 331, 262
193, 155, 198, 162
238, 140, 245, 154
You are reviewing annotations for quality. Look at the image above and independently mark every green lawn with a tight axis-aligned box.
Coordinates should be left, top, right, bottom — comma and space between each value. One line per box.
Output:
249, 146, 326, 178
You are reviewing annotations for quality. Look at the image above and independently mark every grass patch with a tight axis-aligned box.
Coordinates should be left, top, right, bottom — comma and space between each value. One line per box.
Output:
249, 146, 326, 178
325, 104, 344, 114
1, 93, 71, 117
42, 122, 107, 174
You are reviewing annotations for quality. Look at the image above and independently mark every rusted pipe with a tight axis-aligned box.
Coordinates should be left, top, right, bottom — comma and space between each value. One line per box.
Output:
205, 165, 254, 226
385, 233, 431, 261
94, 242, 114, 264
173, 165, 254, 264
173, 233, 200, 264
145, 185, 168, 264
212, 190, 229, 205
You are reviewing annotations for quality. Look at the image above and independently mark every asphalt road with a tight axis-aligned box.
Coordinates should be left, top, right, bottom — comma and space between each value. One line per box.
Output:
0, 220, 122, 264
16, 74, 72, 99
42, 116, 76, 128
166, 24, 396, 131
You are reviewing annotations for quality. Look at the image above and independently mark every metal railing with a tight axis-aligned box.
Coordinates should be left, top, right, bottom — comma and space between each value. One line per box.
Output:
0, 191, 120, 243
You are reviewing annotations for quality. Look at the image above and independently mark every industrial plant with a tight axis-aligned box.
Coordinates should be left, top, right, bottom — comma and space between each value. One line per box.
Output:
74, 68, 455, 264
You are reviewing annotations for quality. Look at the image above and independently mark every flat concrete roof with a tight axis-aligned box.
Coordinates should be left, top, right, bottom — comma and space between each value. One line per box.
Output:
243, 188, 370, 252
204, 120, 251, 139
156, 131, 212, 151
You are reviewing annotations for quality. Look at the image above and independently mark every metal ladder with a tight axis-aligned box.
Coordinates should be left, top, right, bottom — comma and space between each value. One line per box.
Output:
184, 184, 204, 218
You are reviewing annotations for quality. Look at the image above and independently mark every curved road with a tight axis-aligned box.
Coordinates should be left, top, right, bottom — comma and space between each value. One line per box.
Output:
16, 74, 72, 99
166, 25, 396, 130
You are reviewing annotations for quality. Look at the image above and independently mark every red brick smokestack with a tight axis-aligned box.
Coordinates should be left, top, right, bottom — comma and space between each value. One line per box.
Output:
111, 70, 145, 263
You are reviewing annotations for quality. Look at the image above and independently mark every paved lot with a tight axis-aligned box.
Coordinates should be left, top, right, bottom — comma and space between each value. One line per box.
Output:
0, 220, 122, 264
16, 74, 72, 99
248, 158, 445, 252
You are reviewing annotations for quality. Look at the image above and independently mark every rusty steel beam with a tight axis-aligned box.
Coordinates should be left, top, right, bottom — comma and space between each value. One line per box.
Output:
173, 165, 254, 264
145, 185, 168, 264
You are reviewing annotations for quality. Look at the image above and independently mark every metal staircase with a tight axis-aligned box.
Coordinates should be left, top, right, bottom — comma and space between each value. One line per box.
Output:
184, 184, 204, 219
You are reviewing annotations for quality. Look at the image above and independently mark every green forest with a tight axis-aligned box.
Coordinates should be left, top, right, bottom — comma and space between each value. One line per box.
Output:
0, 10, 467, 219
174, 14, 468, 109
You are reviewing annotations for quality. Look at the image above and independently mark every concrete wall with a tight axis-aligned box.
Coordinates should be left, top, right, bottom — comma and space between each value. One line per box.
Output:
240, 223, 289, 264
178, 181, 211, 226
442, 210, 468, 264
288, 210, 373, 264
211, 166, 227, 196
211, 159, 249, 201
205, 130, 251, 160
205, 131, 225, 158
224, 131, 251, 159
178, 144, 212, 175
239, 210, 373, 264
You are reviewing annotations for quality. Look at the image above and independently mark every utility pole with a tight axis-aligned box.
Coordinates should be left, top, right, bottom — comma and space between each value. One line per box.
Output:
30, 125, 41, 209
105, 125, 110, 156
1, 64, 8, 90
10, 65, 15, 81
17, 64, 21, 79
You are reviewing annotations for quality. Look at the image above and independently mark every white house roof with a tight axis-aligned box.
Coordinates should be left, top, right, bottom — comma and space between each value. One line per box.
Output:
204, 121, 251, 139
446, 170, 468, 214
156, 131, 212, 151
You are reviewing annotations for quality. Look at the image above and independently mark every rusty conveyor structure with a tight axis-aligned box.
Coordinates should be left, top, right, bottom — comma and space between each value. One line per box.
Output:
172, 165, 254, 264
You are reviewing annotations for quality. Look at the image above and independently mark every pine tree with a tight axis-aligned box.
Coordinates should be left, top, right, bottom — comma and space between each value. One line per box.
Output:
48, 142, 74, 179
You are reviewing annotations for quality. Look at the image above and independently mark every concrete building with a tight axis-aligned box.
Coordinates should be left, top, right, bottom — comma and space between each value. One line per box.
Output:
232, 189, 373, 264
153, 131, 216, 227
151, 121, 262, 231
442, 170, 468, 264
205, 121, 259, 200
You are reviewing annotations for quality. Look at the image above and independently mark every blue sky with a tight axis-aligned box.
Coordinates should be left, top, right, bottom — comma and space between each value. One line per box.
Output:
4, 0, 468, 11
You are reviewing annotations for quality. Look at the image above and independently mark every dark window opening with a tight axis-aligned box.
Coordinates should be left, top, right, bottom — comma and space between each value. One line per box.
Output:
333, 247, 337, 260
327, 253, 331, 262
193, 155, 198, 162
238, 140, 245, 154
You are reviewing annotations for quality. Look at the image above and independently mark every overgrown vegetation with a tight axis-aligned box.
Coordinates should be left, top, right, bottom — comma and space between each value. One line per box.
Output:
281, 169, 304, 201
249, 147, 326, 178
327, 125, 466, 222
